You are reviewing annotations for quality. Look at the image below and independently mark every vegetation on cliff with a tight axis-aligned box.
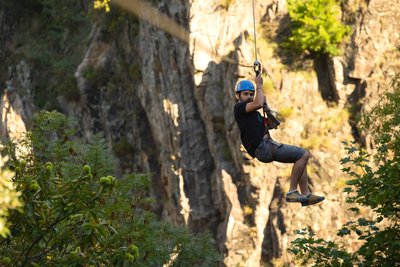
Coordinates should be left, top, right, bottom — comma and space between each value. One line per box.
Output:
0, 111, 220, 266
0, 0, 134, 109
285, 0, 350, 57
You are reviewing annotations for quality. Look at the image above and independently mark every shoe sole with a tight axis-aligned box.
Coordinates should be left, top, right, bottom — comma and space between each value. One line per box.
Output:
301, 197, 325, 207
286, 198, 308, 203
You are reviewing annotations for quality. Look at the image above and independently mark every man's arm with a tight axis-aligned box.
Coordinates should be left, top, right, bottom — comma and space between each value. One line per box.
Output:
245, 75, 264, 112
263, 96, 270, 111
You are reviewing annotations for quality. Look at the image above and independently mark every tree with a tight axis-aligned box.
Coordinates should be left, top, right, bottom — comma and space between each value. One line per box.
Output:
286, 0, 350, 57
0, 111, 220, 266
288, 51, 400, 266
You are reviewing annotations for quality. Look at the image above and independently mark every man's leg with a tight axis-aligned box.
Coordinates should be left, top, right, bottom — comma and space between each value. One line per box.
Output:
296, 154, 325, 206
298, 166, 311, 195
285, 151, 310, 203
286, 152, 325, 205
289, 151, 310, 192
272, 144, 324, 204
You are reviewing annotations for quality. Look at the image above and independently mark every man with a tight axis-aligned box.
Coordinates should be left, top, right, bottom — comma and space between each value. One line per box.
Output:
233, 76, 324, 206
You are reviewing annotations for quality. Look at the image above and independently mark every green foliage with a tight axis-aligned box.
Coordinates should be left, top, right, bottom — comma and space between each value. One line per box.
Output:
0, 157, 23, 238
0, 111, 220, 266
288, 60, 400, 265
288, 229, 355, 266
340, 142, 399, 219
286, 0, 350, 56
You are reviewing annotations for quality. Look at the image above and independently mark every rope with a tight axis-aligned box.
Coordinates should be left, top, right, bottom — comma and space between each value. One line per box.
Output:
251, 0, 262, 76
252, 0, 257, 62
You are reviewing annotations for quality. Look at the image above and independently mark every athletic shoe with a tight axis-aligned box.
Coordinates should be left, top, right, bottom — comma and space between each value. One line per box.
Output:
301, 193, 325, 206
285, 190, 308, 203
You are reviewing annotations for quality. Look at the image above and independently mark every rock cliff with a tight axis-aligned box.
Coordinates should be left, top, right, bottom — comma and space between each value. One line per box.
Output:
1, 0, 399, 265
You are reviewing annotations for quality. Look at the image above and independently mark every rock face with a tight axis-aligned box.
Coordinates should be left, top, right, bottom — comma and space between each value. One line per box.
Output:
0, 87, 27, 140
1, 0, 399, 266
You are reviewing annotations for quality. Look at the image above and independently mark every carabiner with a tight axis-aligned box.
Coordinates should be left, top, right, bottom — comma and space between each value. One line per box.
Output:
253, 60, 262, 77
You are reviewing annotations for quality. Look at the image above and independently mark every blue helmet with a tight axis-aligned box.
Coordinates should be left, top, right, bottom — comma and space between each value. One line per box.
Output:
236, 80, 255, 93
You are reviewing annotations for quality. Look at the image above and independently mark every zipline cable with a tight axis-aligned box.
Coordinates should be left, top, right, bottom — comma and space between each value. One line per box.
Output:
251, 0, 262, 76
252, 0, 257, 62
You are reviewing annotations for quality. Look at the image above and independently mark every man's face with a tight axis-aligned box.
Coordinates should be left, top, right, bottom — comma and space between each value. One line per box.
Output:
238, 90, 254, 103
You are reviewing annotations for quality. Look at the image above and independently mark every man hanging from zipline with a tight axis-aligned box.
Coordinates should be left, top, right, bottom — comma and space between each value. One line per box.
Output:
235, 0, 324, 206
233, 62, 325, 206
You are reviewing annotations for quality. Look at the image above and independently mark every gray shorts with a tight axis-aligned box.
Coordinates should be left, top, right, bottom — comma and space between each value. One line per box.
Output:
254, 139, 306, 163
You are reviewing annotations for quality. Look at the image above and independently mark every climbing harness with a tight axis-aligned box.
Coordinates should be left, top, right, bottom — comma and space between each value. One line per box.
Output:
263, 104, 281, 130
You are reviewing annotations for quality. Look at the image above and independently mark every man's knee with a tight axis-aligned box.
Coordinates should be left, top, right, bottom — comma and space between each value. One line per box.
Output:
301, 150, 310, 161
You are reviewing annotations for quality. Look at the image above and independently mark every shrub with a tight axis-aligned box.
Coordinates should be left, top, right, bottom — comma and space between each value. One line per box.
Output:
0, 111, 220, 266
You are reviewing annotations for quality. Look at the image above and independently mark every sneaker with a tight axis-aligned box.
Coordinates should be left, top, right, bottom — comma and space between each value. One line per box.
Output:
285, 191, 308, 203
301, 193, 325, 207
